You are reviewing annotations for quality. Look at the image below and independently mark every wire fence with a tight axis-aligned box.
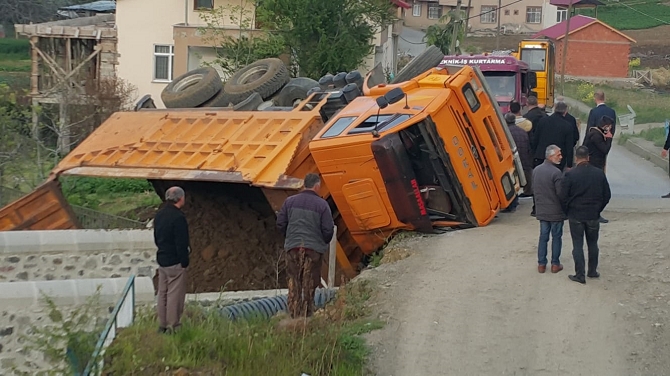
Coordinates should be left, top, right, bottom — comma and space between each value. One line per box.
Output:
0, 186, 147, 230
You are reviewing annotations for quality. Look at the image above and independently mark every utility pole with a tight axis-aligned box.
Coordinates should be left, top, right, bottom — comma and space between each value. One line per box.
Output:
496, 0, 502, 50
451, 0, 463, 54
560, 0, 574, 96
462, 0, 473, 46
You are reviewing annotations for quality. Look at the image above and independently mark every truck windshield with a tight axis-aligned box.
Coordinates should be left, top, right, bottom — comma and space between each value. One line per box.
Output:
484, 72, 516, 98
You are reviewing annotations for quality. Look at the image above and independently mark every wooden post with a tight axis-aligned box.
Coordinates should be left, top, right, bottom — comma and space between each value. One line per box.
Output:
560, 0, 574, 96
30, 36, 39, 96
328, 225, 337, 288
496, 0, 502, 50
451, 0, 462, 55
462, 0, 473, 47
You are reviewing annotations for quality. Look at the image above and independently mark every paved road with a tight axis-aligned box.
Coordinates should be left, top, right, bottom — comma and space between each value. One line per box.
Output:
366, 136, 670, 375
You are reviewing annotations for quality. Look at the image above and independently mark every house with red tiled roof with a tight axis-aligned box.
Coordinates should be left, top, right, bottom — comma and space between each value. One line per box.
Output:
532, 15, 636, 78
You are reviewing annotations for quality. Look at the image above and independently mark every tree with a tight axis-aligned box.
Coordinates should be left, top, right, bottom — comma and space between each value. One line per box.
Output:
424, 10, 465, 55
0, 0, 92, 26
255, 0, 396, 79
198, 1, 286, 78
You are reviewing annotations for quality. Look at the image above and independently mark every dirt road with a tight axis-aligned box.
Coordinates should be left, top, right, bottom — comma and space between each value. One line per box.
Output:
365, 144, 670, 375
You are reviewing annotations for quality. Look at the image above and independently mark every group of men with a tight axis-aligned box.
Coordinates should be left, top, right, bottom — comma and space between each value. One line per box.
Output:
504, 91, 615, 284
149, 90, 661, 331
151, 173, 333, 333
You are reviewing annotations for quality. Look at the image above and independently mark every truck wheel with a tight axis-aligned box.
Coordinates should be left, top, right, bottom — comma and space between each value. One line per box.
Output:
391, 45, 444, 84
199, 87, 233, 108
161, 67, 222, 108
224, 58, 290, 104
232, 92, 264, 111
275, 77, 319, 107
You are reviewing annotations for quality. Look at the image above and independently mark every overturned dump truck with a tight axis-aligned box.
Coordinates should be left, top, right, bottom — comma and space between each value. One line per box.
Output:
0, 62, 525, 293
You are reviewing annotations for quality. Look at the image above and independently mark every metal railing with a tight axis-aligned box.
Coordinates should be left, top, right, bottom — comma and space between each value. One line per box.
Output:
81, 275, 137, 376
72, 206, 146, 230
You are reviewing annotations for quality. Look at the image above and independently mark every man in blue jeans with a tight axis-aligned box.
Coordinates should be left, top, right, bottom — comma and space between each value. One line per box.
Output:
560, 146, 611, 284
532, 145, 565, 273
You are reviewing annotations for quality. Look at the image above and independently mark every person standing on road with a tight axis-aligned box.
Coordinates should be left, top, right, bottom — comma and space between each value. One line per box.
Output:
582, 115, 614, 224
277, 173, 334, 319
532, 102, 575, 172
532, 145, 565, 274
154, 186, 190, 334
523, 96, 547, 143
561, 146, 612, 284
511, 102, 534, 199
587, 90, 617, 136
556, 96, 581, 148
583, 115, 614, 170
662, 129, 670, 198
503, 113, 532, 213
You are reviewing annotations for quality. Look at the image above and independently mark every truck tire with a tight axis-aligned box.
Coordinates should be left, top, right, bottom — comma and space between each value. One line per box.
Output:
391, 45, 444, 84
232, 92, 263, 111
161, 67, 222, 108
199, 87, 233, 108
223, 58, 290, 104
275, 77, 319, 107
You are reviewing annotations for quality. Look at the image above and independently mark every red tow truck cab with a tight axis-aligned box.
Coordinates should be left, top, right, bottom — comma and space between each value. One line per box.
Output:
438, 53, 538, 114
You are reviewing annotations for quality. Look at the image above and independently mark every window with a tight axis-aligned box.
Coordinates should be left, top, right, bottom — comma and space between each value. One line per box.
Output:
428, 5, 441, 19
412, 3, 421, 17
526, 6, 542, 24
504, 9, 510, 15
322, 117, 356, 138
480, 6, 496, 24
194, 0, 213, 10
153, 45, 174, 82
520, 48, 546, 71
348, 114, 412, 135
462, 84, 480, 112
513, 9, 519, 15
556, 9, 567, 22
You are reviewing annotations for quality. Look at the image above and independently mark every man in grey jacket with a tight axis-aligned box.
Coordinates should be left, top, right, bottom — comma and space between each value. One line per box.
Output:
277, 173, 334, 318
532, 145, 566, 274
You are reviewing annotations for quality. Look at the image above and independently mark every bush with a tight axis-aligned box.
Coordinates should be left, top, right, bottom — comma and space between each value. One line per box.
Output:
576, 82, 595, 104
61, 177, 154, 196
0, 39, 30, 58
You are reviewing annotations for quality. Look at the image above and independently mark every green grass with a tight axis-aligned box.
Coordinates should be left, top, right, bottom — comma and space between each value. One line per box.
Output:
576, 0, 670, 30
105, 280, 384, 375
0, 58, 31, 72
619, 126, 667, 146
0, 38, 30, 56
562, 81, 670, 124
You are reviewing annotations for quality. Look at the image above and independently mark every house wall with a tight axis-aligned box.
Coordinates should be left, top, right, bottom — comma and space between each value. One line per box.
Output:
542, 2, 564, 29
555, 23, 631, 78
116, 0, 250, 108
358, 25, 396, 75
405, 0, 546, 33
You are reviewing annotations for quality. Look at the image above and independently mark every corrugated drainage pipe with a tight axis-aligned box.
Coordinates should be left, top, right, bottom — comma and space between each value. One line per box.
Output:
218, 288, 337, 321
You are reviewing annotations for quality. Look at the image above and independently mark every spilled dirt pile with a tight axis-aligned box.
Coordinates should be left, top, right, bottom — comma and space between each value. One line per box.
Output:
176, 181, 287, 293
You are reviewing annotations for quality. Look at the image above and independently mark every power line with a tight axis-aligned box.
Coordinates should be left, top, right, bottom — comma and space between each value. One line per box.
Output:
604, 0, 670, 25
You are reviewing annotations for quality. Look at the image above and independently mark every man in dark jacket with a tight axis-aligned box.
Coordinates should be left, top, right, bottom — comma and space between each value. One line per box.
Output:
503, 113, 532, 213
532, 102, 574, 171
154, 186, 190, 333
561, 146, 612, 284
587, 90, 617, 135
532, 145, 565, 274
583, 115, 614, 170
662, 128, 670, 198
523, 96, 547, 148
556, 96, 581, 148
277, 173, 334, 318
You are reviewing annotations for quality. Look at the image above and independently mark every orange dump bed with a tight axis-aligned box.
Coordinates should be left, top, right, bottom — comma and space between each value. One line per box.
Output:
0, 180, 79, 231
53, 109, 322, 189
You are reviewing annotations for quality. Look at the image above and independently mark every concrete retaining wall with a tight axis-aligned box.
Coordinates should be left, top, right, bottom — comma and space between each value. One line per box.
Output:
0, 277, 155, 375
625, 138, 668, 173
0, 229, 156, 282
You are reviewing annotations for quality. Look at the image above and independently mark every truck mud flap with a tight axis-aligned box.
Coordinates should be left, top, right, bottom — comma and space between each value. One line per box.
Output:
0, 179, 79, 231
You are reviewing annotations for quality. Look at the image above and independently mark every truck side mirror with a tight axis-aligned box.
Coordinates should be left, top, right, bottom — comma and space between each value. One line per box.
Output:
528, 72, 538, 89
